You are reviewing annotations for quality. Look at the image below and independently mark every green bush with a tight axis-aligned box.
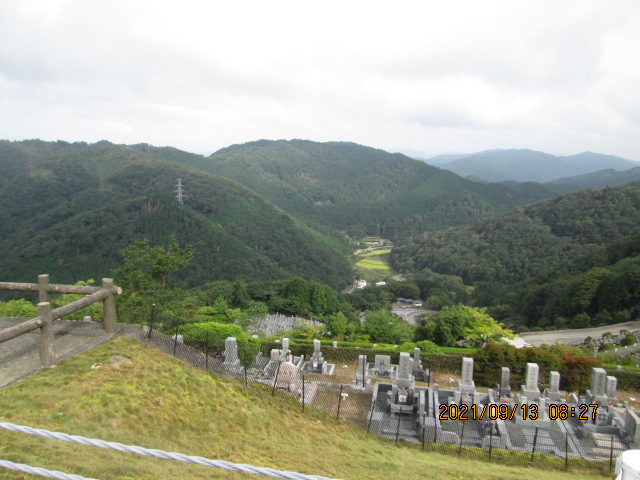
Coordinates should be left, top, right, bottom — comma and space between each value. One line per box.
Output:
0, 299, 38, 317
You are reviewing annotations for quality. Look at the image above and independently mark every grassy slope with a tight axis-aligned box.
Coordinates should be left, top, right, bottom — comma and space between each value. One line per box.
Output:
0, 338, 604, 480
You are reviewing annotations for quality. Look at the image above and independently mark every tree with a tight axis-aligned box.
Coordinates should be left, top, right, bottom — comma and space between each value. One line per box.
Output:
325, 311, 348, 337
415, 306, 467, 347
363, 309, 414, 344
461, 305, 514, 347
113, 235, 194, 293
416, 304, 512, 347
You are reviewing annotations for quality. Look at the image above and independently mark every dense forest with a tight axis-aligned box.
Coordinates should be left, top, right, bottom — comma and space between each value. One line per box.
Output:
391, 182, 640, 330
187, 140, 558, 239
0, 140, 352, 290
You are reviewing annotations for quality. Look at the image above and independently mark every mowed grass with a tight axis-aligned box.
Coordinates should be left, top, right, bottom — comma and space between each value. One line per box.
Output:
0, 338, 607, 479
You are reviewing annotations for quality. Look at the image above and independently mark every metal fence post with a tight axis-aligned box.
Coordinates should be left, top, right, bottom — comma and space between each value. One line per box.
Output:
367, 400, 376, 433
530, 426, 539, 463
302, 374, 305, 413
205, 332, 209, 371
458, 421, 465, 455
336, 384, 344, 420
564, 432, 569, 470
147, 304, 156, 341
609, 435, 615, 474
395, 413, 402, 444
173, 320, 179, 356
244, 366, 248, 386
421, 413, 427, 450
489, 421, 493, 460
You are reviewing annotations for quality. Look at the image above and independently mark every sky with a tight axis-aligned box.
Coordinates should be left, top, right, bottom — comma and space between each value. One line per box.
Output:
1, 1, 639, 160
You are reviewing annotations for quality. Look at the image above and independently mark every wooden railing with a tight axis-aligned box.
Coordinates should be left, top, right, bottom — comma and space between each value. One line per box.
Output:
0, 274, 122, 367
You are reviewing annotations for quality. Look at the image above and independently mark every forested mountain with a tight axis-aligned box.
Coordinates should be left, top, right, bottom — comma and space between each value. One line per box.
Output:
545, 166, 640, 194
0, 140, 352, 289
391, 182, 640, 329
182, 140, 555, 239
432, 149, 638, 183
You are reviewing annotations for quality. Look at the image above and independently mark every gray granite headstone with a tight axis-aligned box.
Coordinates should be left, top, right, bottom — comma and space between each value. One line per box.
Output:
374, 355, 392, 376
461, 357, 474, 385
498, 366, 512, 397
606, 375, 617, 399
458, 357, 475, 394
223, 337, 241, 367
525, 363, 539, 391
397, 352, 414, 380
590, 368, 607, 397
521, 363, 540, 399
625, 408, 640, 443
545, 371, 562, 400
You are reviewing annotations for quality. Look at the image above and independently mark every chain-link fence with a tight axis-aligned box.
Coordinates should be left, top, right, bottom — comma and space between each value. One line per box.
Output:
143, 314, 625, 477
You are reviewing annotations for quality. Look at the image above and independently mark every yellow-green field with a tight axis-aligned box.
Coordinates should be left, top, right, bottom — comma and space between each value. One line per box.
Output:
355, 249, 392, 270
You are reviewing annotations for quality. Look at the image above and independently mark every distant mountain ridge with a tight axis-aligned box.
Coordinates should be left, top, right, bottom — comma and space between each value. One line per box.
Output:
0, 140, 353, 289
191, 140, 557, 239
426, 149, 638, 183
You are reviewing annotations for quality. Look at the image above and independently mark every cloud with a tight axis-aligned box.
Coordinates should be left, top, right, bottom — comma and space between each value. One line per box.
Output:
0, 0, 639, 159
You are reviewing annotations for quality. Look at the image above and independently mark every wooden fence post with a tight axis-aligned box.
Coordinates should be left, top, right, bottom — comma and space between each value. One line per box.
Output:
102, 278, 117, 333
38, 274, 51, 304
38, 302, 55, 368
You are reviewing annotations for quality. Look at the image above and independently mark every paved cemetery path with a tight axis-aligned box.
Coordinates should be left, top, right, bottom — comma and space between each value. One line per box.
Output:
0, 317, 144, 388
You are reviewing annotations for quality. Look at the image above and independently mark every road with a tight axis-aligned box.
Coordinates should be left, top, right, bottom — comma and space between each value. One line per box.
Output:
519, 321, 640, 347
392, 304, 435, 325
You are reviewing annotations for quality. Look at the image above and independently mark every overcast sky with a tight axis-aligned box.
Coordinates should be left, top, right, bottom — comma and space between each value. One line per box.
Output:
1, 1, 639, 160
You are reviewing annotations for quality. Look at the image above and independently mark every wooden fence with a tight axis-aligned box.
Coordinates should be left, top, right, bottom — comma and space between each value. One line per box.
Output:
0, 274, 122, 368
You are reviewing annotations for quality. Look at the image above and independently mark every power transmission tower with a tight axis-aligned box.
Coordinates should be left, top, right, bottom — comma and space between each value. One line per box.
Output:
175, 178, 184, 205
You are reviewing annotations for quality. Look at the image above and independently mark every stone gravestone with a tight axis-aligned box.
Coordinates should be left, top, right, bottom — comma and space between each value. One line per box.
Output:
587, 368, 609, 405
625, 408, 640, 445
311, 339, 324, 368
374, 355, 393, 377
606, 375, 618, 400
275, 361, 302, 397
280, 337, 291, 362
458, 357, 476, 395
521, 363, 540, 400
263, 348, 281, 376
396, 352, 414, 385
223, 337, 242, 371
498, 367, 512, 397
412, 347, 430, 382
545, 371, 562, 401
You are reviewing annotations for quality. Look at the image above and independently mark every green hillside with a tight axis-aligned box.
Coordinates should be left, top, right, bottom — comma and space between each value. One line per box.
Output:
391, 182, 640, 329
0, 337, 603, 479
0, 140, 352, 289
189, 140, 553, 239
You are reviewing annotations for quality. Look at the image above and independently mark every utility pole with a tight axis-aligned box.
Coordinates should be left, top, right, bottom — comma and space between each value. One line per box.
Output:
175, 178, 184, 205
